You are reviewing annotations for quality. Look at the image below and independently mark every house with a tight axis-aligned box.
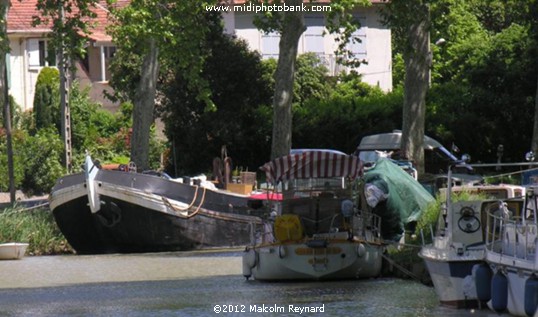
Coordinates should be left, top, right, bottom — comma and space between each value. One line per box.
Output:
222, 0, 392, 91
6, 0, 391, 113
6, 0, 127, 112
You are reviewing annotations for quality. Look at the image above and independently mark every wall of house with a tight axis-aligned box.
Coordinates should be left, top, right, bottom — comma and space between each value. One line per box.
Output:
7, 35, 116, 112
223, 6, 392, 91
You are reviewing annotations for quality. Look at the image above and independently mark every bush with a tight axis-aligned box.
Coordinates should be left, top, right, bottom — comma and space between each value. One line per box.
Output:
293, 85, 403, 152
0, 129, 28, 191
20, 128, 66, 195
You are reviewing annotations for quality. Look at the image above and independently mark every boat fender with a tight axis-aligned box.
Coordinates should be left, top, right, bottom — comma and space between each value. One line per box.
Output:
356, 243, 366, 257
491, 272, 508, 312
242, 255, 252, 279
524, 276, 538, 317
475, 263, 492, 302
245, 249, 258, 268
278, 245, 287, 259
242, 249, 258, 280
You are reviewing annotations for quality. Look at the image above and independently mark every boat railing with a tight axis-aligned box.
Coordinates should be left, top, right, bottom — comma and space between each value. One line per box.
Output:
485, 202, 538, 261
353, 209, 382, 243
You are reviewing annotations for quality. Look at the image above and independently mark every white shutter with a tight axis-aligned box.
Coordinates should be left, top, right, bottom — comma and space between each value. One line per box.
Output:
348, 17, 367, 58
304, 16, 325, 54
261, 32, 280, 59
27, 39, 40, 67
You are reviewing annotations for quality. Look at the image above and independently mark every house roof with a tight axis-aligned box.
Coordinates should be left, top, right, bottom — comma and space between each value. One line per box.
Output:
7, 0, 128, 44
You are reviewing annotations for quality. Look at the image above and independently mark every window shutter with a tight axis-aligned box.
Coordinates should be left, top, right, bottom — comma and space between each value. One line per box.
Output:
27, 39, 40, 67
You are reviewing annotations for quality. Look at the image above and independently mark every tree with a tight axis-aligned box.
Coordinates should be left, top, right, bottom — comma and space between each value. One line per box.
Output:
268, 0, 305, 159
381, 1, 430, 175
108, 0, 215, 171
157, 17, 272, 175
1, 0, 14, 202
424, 0, 538, 164
33, 0, 101, 171
251, 0, 370, 159
528, 1, 538, 156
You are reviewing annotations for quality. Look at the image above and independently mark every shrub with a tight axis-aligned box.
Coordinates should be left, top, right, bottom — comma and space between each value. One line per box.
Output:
20, 128, 66, 195
33, 67, 60, 131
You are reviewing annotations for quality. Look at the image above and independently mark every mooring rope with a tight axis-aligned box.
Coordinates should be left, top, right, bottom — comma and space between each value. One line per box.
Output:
162, 186, 207, 218
380, 251, 423, 282
166, 185, 200, 211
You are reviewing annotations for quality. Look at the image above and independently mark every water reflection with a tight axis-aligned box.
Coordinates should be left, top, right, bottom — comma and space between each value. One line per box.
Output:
0, 252, 511, 317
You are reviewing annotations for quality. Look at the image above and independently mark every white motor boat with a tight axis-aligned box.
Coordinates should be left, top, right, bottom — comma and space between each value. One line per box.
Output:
419, 161, 525, 308
242, 150, 387, 281
483, 186, 538, 316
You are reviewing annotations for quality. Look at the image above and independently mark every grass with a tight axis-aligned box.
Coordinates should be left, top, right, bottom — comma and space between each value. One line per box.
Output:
0, 205, 74, 255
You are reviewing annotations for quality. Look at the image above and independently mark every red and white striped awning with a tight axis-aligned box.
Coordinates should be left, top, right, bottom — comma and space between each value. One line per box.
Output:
261, 150, 364, 184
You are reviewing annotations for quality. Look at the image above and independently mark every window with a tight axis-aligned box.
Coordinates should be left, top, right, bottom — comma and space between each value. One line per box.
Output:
304, 16, 325, 54
104, 46, 116, 59
27, 39, 56, 68
346, 16, 367, 59
261, 31, 280, 59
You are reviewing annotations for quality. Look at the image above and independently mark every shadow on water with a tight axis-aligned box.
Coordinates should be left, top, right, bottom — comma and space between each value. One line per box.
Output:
0, 275, 508, 317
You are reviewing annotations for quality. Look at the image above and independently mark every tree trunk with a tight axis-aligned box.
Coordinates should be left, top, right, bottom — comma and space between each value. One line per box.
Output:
401, 5, 430, 176
270, 0, 306, 159
1, 0, 14, 203
532, 74, 538, 155
131, 38, 159, 171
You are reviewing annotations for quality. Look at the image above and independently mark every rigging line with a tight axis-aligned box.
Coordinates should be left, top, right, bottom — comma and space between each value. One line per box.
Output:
483, 166, 538, 180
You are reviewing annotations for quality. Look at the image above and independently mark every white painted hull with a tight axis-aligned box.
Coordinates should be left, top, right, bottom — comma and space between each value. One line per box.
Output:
421, 256, 483, 307
244, 241, 383, 281
0, 243, 29, 260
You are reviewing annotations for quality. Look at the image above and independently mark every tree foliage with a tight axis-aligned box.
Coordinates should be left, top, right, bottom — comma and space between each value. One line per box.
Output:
423, 0, 538, 163
157, 21, 273, 175
107, 0, 217, 170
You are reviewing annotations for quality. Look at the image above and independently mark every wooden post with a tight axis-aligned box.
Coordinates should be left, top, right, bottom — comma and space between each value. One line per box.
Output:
58, 4, 72, 172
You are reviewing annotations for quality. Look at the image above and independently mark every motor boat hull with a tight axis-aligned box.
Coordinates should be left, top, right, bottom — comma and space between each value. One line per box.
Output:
244, 240, 383, 281
49, 158, 265, 254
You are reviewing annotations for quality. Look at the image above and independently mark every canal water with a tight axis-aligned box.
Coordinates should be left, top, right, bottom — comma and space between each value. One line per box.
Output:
0, 251, 510, 317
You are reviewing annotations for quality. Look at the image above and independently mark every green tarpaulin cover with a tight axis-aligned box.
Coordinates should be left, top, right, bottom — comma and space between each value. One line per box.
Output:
363, 158, 435, 241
